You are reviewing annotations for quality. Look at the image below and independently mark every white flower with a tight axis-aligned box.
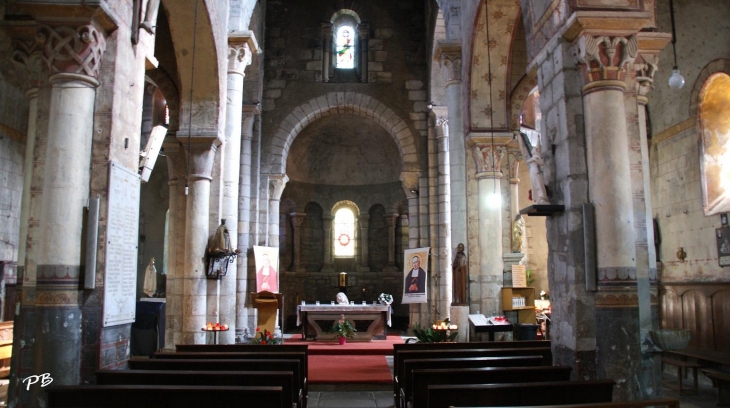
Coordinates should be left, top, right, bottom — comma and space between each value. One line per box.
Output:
378, 293, 393, 304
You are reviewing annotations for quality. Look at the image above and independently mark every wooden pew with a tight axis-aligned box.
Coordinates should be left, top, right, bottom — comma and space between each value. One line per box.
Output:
153, 350, 307, 389
451, 398, 681, 408
702, 368, 730, 406
174, 344, 308, 374
427, 379, 615, 408
394, 347, 552, 408
128, 357, 305, 405
95, 369, 299, 408
408, 366, 572, 408
46, 384, 285, 408
399, 355, 544, 408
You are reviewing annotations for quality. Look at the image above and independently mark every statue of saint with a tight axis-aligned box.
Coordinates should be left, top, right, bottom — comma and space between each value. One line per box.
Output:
336, 292, 349, 305
517, 132, 550, 205
452, 243, 468, 306
512, 215, 525, 253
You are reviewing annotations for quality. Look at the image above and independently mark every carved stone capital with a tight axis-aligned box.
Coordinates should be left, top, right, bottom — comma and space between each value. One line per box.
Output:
573, 34, 638, 91
435, 41, 461, 84
10, 36, 47, 90
384, 214, 399, 228
321, 23, 333, 39
471, 144, 506, 174
181, 137, 222, 182
268, 174, 289, 200
241, 105, 259, 140
357, 22, 369, 39
290, 213, 307, 229
358, 215, 370, 229
228, 43, 252, 75
37, 23, 106, 79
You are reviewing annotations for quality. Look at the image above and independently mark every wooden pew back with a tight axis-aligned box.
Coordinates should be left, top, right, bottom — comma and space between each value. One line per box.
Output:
128, 357, 303, 403
399, 355, 543, 408
410, 366, 572, 408
46, 384, 285, 408
427, 379, 615, 408
95, 369, 298, 408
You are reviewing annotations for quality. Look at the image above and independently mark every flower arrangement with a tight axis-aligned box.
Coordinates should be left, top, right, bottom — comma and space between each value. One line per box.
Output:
251, 327, 281, 345
378, 293, 393, 305
409, 318, 458, 343
540, 290, 550, 300
329, 314, 356, 339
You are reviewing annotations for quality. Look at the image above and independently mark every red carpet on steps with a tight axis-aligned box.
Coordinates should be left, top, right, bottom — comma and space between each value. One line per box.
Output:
308, 355, 392, 383
283, 334, 404, 355
284, 334, 404, 383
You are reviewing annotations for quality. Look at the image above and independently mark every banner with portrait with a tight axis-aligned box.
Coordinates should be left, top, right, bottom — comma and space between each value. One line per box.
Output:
253, 246, 279, 293
402, 247, 430, 304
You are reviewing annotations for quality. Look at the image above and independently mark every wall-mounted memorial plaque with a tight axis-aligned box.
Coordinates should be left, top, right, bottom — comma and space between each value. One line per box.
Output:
716, 226, 730, 267
103, 162, 140, 327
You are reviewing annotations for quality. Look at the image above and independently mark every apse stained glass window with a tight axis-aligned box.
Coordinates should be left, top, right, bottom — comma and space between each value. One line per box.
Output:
334, 208, 355, 256
700, 73, 730, 215
336, 26, 355, 69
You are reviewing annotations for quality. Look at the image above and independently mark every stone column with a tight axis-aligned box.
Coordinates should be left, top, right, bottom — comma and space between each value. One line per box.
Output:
17, 88, 39, 282
290, 213, 307, 272
384, 214, 399, 271
219, 34, 254, 345
163, 138, 187, 350
181, 139, 221, 344
322, 216, 334, 272
433, 109, 452, 323
632, 32, 671, 397
576, 34, 639, 276
236, 105, 258, 339
427, 112, 440, 284
357, 215, 370, 272
267, 174, 289, 248
357, 22, 369, 83
469, 142, 506, 317
32, 23, 106, 391
574, 33, 642, 400
321, 23, 332, 83
435, 41, 467, 258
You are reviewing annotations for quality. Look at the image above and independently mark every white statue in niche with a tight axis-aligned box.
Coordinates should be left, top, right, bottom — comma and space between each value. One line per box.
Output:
518, 132, 550, 205
336, 292, 349, 305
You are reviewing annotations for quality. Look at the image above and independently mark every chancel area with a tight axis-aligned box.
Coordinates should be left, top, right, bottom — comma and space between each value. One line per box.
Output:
0, 0, 728, 407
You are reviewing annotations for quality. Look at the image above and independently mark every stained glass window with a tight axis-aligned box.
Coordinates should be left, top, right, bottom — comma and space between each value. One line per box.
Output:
334, 208, 355, 256
336, 26, 355, 69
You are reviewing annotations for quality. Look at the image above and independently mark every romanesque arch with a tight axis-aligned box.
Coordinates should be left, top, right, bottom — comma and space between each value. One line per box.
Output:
267, 92, 420, 175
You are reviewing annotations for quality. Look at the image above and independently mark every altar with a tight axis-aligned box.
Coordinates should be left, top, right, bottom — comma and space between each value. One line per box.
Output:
296, 304, 391, 341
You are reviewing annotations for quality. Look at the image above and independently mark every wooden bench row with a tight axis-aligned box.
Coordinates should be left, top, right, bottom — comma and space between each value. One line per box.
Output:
46, 344, 310, 408
394, 343, 552, 408
449, 397, 681, 408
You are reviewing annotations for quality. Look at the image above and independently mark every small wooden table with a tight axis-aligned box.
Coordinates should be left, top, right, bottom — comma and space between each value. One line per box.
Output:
296, 304, 391, 341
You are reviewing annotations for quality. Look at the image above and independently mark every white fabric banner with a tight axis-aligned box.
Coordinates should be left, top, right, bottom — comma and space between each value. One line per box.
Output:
402, 247, 430, 304
253, 246, 280, 293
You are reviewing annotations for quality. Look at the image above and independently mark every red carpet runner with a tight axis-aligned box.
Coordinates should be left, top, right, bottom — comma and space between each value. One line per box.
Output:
286, 335, 403, 383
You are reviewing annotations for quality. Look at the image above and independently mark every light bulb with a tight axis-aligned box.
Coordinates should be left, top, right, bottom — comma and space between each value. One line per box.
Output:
668, 67, 685, 89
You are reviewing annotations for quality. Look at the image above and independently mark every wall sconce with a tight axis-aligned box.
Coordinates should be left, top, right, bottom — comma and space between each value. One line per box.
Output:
427, 102, 434, 110
410, 189, 419, 196
668, 0, 685, 89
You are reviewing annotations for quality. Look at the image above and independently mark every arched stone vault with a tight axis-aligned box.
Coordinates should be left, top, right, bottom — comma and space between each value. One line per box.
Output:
162, 0, 223, 134
266, 92, 421, 179
469, 0, 522, 131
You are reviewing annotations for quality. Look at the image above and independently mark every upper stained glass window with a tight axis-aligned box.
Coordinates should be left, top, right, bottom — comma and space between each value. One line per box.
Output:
336, 26, 355, 69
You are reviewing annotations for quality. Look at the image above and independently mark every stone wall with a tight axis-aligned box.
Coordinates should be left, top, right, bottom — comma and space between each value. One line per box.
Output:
0, 70, 28, 265
648, 0, 730, 283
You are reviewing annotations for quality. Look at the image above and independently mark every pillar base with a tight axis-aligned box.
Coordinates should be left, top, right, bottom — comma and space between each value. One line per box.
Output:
450, 305, 470, 343
383, 265, 399, 272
